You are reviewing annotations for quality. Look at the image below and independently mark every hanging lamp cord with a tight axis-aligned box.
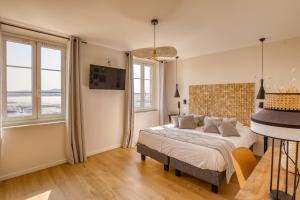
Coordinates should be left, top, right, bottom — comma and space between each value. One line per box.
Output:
176, 58, 178, 84
153, 23, 156, 50
262, 40, 264, 79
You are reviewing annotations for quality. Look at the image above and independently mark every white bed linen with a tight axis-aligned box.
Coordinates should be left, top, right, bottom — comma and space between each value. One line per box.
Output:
138, 124, 257, 172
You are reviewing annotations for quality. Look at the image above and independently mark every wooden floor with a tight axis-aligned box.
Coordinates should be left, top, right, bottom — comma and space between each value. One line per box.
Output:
0, 148, 240, 200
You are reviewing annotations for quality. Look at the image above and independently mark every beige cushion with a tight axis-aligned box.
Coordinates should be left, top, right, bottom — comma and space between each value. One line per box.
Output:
171, 116, 179, 128
194, 115, 205, 126
223, 117, 237, 127
203, 117, 222, 133
218, 121, 240, 137
178, 115, 196, 129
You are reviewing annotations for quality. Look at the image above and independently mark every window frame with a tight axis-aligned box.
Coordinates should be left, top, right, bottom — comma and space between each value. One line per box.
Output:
2, 33, 66, 127
133, 59, 156, 112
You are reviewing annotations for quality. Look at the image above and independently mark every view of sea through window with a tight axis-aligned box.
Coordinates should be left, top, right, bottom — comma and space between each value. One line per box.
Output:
41, 47, 62, 115
6, 41, 33, 117
6, 40, 62, 118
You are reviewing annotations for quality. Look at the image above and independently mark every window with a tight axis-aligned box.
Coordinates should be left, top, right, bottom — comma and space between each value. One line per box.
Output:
133, 61, 155, 111
39, 46, 63, 115
2, 35, 66, 126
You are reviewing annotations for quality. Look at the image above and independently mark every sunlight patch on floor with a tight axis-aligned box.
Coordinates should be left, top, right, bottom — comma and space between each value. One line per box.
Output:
25, 190, 52, 200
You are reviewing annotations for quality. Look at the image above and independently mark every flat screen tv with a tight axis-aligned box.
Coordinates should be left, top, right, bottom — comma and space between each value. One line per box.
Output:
89, 64, 126, 90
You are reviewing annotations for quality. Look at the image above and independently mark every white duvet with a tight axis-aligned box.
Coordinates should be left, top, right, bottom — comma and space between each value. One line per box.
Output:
138, 124, 257, 172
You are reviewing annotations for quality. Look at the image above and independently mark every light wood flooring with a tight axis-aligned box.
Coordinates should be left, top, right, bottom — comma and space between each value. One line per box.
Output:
0, 148, 240, 200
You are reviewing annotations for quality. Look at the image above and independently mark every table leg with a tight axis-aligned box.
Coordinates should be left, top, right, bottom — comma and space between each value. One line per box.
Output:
264, 136, 268, 153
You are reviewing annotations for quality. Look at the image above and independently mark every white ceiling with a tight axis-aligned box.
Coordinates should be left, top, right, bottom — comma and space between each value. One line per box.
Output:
1, 0, 300, 58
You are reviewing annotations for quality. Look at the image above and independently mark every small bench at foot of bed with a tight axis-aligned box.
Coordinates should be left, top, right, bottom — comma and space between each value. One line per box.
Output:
137, 143, 226, 193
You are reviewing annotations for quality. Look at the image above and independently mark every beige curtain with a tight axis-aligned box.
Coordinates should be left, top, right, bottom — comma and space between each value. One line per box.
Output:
0, 26, 3, 156
66, 36, 86, 164
122, 52, 135, 148
159, 61, 168, 125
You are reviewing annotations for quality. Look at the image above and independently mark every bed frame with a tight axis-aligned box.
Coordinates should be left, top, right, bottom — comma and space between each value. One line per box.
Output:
137, 143, 254, 193
137, 143, 170, 171
137, 143, 225, 193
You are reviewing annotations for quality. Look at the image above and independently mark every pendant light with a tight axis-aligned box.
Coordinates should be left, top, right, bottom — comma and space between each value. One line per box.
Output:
256, 37, 266, 100
132, 19, 177, 61
174, 56, 180, 98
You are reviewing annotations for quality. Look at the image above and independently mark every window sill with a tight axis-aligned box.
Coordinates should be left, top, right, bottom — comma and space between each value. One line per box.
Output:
135, 108, 158, 113
3, 119, 66, 129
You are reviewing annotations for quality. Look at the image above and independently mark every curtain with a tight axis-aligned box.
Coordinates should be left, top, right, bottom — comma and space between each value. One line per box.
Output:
65, 36, 86, 164
122, 52, 135, 148
0, 26, 3, 157
159, 61, 168, 125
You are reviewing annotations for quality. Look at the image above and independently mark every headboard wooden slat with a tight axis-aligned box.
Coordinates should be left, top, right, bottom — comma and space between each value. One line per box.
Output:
189, 83, 255, 126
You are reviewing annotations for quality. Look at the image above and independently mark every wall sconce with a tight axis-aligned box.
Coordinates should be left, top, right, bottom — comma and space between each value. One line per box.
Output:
183, 99, 187, 115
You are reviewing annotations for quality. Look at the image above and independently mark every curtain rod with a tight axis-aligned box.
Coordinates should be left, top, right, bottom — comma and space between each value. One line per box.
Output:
0, 21, 87, 44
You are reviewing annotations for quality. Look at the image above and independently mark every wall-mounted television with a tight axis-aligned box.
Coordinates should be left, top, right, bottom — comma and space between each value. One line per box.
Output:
89, 64, 126, 90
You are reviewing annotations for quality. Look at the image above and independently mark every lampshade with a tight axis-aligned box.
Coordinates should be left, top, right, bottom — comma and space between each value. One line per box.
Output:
174, 56, 180, 98
251, 93, 300, 140
256, 79, 265, 99
251, 109, 300, 141
174, 84, 180, 98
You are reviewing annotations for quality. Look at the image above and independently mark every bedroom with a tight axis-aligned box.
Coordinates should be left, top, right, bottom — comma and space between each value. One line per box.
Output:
0, 0, 300, 200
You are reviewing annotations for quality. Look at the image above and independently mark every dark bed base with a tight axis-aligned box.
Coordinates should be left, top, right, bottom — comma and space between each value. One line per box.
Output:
170, 157, 226, 193
136, 143, 225, 193
137, 143, 169, 171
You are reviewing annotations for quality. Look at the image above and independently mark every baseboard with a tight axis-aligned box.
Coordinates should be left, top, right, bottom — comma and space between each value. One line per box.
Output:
0, 159, 67, 182
87, 144, 121, 157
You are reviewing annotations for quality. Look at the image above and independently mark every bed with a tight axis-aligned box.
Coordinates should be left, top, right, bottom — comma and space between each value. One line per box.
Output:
137, 123, 257, 192
137, 83, 256, 193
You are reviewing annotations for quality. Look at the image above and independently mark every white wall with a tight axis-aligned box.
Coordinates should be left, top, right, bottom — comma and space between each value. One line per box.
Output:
0, 123, 66, 180
134, 111, 159, 144
166, 37, 300, 155
80, 43, 126, 155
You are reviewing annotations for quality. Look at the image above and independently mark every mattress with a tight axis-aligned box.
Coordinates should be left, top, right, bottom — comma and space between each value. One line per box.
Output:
138, 123, 257, 172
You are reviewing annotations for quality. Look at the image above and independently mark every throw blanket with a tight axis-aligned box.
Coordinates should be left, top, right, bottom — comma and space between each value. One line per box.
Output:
142, 126, 235, 183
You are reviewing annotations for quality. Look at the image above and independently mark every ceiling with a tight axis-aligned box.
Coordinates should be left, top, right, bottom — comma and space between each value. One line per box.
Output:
1, 0, 300, 58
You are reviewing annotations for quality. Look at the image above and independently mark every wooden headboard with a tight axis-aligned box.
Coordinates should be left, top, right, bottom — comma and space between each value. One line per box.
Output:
189, 83, 255, 126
